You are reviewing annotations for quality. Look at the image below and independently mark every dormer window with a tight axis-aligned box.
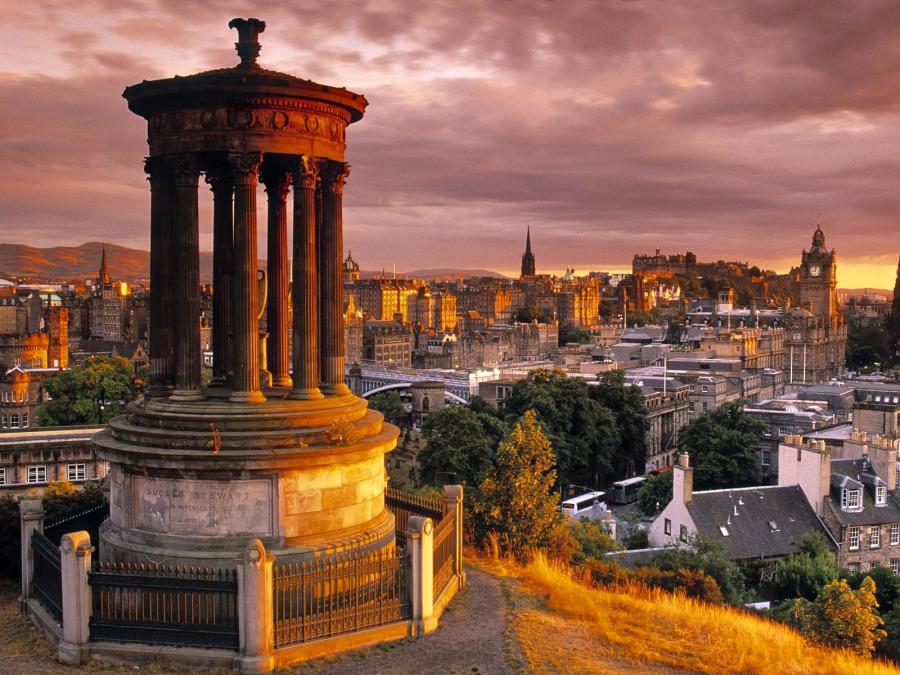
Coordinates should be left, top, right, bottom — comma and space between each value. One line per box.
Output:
876, 486, 887, 506
842, 488, 861, 510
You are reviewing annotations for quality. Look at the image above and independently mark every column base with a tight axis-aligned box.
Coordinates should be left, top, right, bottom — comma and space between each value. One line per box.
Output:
170, 389, 205, 402
146, 385, 174, 398
321, 383, 352, 397
229, 390, 267, 404
288, 388, 325, 400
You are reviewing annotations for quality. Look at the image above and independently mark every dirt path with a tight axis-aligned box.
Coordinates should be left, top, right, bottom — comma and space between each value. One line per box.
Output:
291, 567, 518, 674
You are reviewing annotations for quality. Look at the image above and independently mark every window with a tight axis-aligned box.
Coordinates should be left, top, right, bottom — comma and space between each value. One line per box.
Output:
664, 518, 672, 536
848, 562, 860, 574
891, 524, 899, 546
871, 526, 882, 548
842, 489, 861, 510
777, 427, 788, 437
876, 486, 887, 505
9, 414, 18, 429
848, 526, 861, 551
761, 450, 771, 467
702, 402, 708, 411
0, 415, 5, 429
27, 466, 47, 484
701, 385, 708, 393
892, 560, 900, 576
679, 525, 688, 542
67, 463, 86, 481
688, 402, 695, 412
22, 412, 28, 428
0, 467, 5, 485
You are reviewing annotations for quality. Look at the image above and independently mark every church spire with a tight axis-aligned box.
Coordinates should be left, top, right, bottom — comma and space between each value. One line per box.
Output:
98, 244, 111, 285
521, 227, 536, 277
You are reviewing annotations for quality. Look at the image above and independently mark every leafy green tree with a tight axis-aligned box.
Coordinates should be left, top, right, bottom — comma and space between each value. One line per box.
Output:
646, 535, 747, 605
473, 410, 562, 559
676, 401, 764, 488
625, 527, 649, 550
589, 370, 649, 480
38, 356, 138, 426
418, 404, 508, 488
846, 316, 891, 371
767, 531, 840, 601
789, 577, 885, 656
569, 517, 620, 562
559, 326, 591, 345
636, 471, 673, 516
367, 390, 406, 425
504, 369, 620, 488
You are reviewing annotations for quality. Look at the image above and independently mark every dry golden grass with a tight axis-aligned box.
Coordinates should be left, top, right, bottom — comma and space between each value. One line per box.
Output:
477, 551, 900, 675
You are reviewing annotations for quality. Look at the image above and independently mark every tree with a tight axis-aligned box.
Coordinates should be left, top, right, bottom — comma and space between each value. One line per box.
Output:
646, 535, 747, 605
38, 355, 138, 426
676, 401, 764, 488
503, 369, 620, 488
789, 577, 885, 656
767, 531, 840, 601
589, 370, 649, 480
559, 326, 591, 346
367, 390, 406, 425
418, 404, 508, 488
472, 410, 562, 559
569, 517, 620, 562
636, 471, 673, 516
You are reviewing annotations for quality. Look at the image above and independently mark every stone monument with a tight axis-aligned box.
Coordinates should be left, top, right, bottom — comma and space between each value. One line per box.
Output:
95, 18, 399, 566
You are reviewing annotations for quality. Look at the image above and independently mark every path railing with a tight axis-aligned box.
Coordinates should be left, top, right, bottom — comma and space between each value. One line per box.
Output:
89, 561, 239, 650
385, 487, 442, 548
432, 511, 455, 599
32, 529, 63, 624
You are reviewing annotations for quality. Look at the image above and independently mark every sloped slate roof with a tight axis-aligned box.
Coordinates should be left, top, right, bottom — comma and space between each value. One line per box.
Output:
686, 485, 834, 559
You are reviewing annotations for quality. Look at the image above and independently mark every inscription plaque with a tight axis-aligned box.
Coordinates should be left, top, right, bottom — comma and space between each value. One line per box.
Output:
134, 476, 273, 536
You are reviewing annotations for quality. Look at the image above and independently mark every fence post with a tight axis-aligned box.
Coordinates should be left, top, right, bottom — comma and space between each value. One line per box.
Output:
19, 497, 44, 609
441, 485, 466, 586
57, 530, 92, 665
407, 515, 434, 635
237, 538, 275, 674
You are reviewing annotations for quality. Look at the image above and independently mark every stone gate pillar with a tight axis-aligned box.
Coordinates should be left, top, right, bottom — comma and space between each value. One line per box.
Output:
318, 160, 351, 396
229, 152, 265, 404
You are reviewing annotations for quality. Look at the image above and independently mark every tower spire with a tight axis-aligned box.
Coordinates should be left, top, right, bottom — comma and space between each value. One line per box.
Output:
98, 244, 111, 284
521, 227, 536, 277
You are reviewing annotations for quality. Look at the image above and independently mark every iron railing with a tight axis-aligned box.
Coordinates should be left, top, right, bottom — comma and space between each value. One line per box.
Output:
45, 501, 109, 547
273, 552, 410, 649
385, 487, 442, 549
89, 561, 239, 650
32, 530, 63, 624
432, 511, 455, 599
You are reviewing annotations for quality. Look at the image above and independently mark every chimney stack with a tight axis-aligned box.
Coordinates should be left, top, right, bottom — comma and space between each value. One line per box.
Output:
673, 451, 693, 504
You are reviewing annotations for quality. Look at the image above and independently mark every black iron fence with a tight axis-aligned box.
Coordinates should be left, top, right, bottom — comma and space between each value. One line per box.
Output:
385, 488, 442, 549
89, 561, 239, 650
273, 552, 410, 649
32, 530, 63, 623
432, 511, 455, 599
45, 501, 109, 547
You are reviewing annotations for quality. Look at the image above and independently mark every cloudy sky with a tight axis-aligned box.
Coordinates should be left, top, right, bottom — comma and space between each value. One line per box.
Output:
1, 0, 897, 287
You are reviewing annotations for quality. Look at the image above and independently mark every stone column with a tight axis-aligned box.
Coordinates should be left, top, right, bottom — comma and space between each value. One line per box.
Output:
442, 485, 466, 583
170, 154, 203, 401
228, 152, 265, 404
407, 515, 434, 635
238, 539, 275, 673
18, 497, 43, 606
262, 168, 292, 388
317, 160, 351, 396
57, 531, 93, 666
207, 169, 234, 387
144, 156, 174, 396
289, 156, 323, 400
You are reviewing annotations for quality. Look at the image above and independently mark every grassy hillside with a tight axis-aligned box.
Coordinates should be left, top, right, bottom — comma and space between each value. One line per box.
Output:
480, 552, 898, 674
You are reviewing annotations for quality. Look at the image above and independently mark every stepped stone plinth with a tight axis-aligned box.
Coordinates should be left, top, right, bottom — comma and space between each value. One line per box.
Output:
95, 18, 398, 567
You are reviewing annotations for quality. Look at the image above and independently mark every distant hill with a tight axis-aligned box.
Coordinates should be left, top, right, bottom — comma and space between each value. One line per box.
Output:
0, 242, 214, 283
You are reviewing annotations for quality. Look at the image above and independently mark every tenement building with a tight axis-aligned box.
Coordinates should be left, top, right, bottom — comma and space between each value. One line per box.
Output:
0, 426, 106, 496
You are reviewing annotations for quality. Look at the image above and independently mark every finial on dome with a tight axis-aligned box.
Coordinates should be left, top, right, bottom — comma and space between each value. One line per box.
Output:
228, 18, 266, 68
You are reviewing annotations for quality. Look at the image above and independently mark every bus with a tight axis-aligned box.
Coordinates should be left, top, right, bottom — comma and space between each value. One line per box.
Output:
609, 476, 646, 504
561, 491, 607, 518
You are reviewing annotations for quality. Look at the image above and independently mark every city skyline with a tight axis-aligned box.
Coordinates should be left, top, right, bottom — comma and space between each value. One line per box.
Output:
1, 1, 898, 289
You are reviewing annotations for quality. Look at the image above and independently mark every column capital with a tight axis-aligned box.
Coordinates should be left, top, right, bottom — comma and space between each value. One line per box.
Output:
205, 168, 233, 194
292, 155, 320, 190
319, 159, 350, 195
170, 154, 201, 187
228, 152, 263, 185
143, 156, 169, 189
260, 167, 292, 201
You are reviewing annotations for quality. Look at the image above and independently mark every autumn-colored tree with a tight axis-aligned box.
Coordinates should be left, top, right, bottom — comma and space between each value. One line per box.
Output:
790, 577, 886, 656
472, 410, 561, 559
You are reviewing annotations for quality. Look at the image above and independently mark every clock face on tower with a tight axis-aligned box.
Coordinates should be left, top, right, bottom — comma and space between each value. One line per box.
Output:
808, 264, 821, 278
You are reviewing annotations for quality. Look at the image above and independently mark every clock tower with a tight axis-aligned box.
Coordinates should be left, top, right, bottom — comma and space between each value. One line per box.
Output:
798, 223, 837, 319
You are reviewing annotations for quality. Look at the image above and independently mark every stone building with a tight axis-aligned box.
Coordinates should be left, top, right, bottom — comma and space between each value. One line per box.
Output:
0, 426, 107, 496
342, 249, 360, 285
88, 248, 128, 342
355, 278, 421, 322
743, 399, 836, 479
363, 319, 413, 366
623, 374, 691, 471
409, 286, 457, 332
